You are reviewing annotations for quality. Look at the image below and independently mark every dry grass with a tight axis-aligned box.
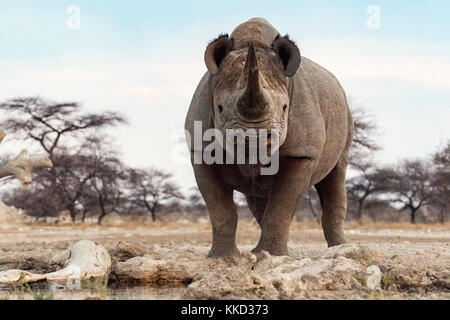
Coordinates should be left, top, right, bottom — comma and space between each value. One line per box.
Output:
1, 210, 448, 300
27, 212, 449, 233
343, 220, 450, 231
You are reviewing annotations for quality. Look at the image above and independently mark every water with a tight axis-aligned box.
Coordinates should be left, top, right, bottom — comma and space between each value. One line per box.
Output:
1, 279, 189, 300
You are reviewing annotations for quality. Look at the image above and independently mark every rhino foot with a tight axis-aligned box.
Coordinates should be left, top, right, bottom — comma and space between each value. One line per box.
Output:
207, 245, 240, 258
327, 238, 348, 248
323, 227, 347, 248
251, 238, 289, 256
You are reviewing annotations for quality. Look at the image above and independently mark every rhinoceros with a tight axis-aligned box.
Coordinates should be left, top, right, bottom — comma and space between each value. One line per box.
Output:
185, 18, 353, 257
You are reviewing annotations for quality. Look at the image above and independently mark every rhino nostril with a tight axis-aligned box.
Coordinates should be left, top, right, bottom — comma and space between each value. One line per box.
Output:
218, 105, 223, 113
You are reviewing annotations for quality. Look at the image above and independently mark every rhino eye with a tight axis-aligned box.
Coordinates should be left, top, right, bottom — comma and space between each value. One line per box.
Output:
283, 105, 288, 112
218, 105, 223, 113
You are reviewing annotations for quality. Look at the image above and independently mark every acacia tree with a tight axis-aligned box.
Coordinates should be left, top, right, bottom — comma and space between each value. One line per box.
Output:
347, 161, 378, 223
78, 187, 99, 223
88, 159, 125, 225
50, 152, 96, 221
346, 163, 393, 223
76, 136, 127, 225
0, 97, 126, 220
127, 168, 184, 221
0, 97, 126, 161
4, 185, 63, 219
384, 160, 435, 224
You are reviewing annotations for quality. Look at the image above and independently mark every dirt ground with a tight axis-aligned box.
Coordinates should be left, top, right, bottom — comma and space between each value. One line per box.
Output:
0, 213, 449, 300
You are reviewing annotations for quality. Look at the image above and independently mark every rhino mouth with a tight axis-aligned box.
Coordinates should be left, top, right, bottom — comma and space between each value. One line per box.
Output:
225, 119, 281, 134
223, 130, 279, 160
235, 118, 270, 125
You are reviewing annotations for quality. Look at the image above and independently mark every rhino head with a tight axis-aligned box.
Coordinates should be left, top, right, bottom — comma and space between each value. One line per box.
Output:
204, 34, 301, 154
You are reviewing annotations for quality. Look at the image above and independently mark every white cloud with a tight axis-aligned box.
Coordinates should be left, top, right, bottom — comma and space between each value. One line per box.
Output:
302, 37, 450, 90
0, 52, 205, 188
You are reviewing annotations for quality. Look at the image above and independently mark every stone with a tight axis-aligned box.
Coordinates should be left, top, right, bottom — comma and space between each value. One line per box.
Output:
366, 265, 382, 290
0, 240, 111, 285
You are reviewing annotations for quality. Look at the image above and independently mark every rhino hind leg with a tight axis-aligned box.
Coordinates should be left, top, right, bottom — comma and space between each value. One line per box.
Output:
245, 194, 271, 254
245, 194, 268, 226
315, 156, 349, 247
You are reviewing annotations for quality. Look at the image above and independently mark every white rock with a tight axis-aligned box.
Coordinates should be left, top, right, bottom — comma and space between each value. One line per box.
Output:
366, 265, 382, 290
115, 256, 194, 284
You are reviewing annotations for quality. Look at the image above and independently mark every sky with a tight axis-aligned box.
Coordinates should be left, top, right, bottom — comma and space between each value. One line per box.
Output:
0, 0, 449, 189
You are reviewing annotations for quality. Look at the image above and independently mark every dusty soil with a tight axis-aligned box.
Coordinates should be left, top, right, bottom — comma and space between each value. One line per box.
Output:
0, 217, 449, 300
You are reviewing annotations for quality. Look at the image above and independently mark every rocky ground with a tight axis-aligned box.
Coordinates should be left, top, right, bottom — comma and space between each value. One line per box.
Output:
0, 214, 449, 300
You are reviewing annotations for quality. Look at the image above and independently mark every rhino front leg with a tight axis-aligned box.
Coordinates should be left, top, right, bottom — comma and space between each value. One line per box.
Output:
315, 157, 348, 247
253, 157, 315, 256
192, 159, 239, 258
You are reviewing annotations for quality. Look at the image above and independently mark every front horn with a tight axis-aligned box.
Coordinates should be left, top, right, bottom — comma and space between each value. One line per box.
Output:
237, 42, 267, 120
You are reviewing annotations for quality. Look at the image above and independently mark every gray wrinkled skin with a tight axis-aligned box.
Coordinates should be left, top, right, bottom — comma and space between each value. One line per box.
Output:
185, 18, 354, 257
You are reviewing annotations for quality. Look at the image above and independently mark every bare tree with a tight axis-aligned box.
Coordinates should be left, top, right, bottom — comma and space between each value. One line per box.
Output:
344, 101, 383, 223
187, 187, 206, 211
304, 189, 321, 224
349, 101, 380, 164
4, 185, 63, 219
127, 168, 184, 221
431, 141, 450, 223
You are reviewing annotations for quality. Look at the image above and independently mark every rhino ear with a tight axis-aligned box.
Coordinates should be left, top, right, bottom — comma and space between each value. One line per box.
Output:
204, 34, 233, 75
273, 34, 301, 77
